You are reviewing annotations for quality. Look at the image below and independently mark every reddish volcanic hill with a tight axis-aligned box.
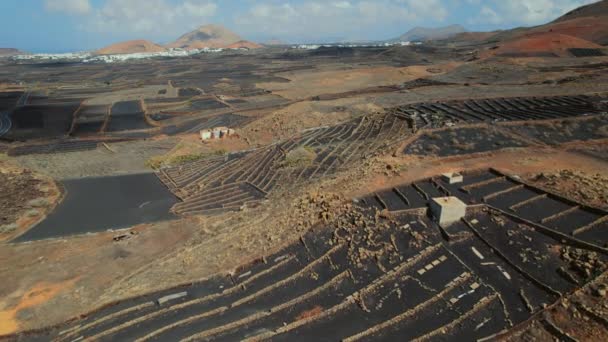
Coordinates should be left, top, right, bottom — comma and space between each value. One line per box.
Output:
225, 40, 263, 49
486, 1, 608, 46
554, 0, 608, 23
167, 24, 260, 50
485, 32, 603, 58
96, 40, 166, 55
527, 17, 608, 46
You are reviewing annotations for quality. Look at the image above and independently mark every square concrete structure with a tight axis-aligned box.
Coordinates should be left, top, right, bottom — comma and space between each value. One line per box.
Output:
430, 197, 467, 226
442, 172, 463, 185
200, 130, 212, 140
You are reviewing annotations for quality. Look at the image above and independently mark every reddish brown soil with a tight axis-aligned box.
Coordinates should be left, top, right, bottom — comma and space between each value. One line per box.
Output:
0, 219, 197, 334
0, 278, 79, 335
295, 306, 324, 321
529, 17, 608, 45
486, 32, 602, 58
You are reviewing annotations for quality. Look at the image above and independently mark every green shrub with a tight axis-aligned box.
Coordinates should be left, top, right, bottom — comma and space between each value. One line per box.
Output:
281, 147, 316, 168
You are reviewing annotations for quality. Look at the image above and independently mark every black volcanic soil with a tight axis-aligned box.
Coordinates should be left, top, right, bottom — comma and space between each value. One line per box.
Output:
14, 173, 178, 242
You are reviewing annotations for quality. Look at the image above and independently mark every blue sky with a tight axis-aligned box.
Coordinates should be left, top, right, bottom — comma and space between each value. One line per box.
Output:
0, 0, 599, 52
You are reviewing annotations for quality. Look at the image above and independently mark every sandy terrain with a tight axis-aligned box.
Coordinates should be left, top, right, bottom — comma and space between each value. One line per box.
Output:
257, 63, 461, 100
0, 158, 61, 242
15, 138, 178, 179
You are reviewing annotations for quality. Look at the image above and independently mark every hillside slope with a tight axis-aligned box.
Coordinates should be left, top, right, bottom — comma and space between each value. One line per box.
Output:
392, 25, 466, 42
554, 0, 608, 22
0, 48, 24, 57
96, 40, 166, 55
167, 24, 259, 49
484, 0, 608, 46
484, 32, 604, 58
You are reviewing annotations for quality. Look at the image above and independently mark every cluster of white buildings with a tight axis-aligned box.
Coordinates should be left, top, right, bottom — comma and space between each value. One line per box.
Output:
83, 48, 225, 63
9, 47, 247, 64
200, 127, 236, 141
11, 52, 91, 60
293, 41, 420, 50
9, 41, 424, 63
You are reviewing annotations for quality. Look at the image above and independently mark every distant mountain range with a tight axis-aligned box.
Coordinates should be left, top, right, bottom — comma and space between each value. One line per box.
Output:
389, 25, 467, 42
6, 0, 608, 57
0, 48, 25, 57
95, 24, 262, 55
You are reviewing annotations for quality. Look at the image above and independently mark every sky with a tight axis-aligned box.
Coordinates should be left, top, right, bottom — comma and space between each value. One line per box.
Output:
0, 0, 600, 52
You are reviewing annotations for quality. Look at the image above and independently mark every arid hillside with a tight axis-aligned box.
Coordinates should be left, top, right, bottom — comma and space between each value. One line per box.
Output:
167, 24, 260, 49
95, 40, 166, 55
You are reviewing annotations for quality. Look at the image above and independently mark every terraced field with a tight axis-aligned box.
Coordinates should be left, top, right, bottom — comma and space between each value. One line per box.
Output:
157, 94, 607, 216
388, 95, 602, 129
27, 168, 608, 342
569, 48, 606, 57
403, 126, 529, 156
157, 114, 411, 215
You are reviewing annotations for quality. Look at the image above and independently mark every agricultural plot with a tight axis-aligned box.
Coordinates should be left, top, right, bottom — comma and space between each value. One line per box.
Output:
510, 115, 608, 144
7, 140, 100, 156
437, 169, 608, 249
358, 168, 608, 250
33, 171, 608, 341
70, 104, 110, 136
569, 48, 606, 57
157, 114, 411, 216
403, 126, 529, 156
188, 99, 229, 111
0, 91, 23, 110
6, 103, 80, 139
13, 173, 178, 242
106, 100, 150, 132
149, 98, 230, 119
178, 88, 203, 97
388, 95, 602, 129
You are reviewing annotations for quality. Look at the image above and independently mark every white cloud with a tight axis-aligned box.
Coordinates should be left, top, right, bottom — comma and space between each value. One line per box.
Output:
89, 0, 217, 39
482, 6, 502, 24
45, 0, 92, 15
234, 0, 449, 42
471, 0, 599, 26
400, 0, 448, 22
